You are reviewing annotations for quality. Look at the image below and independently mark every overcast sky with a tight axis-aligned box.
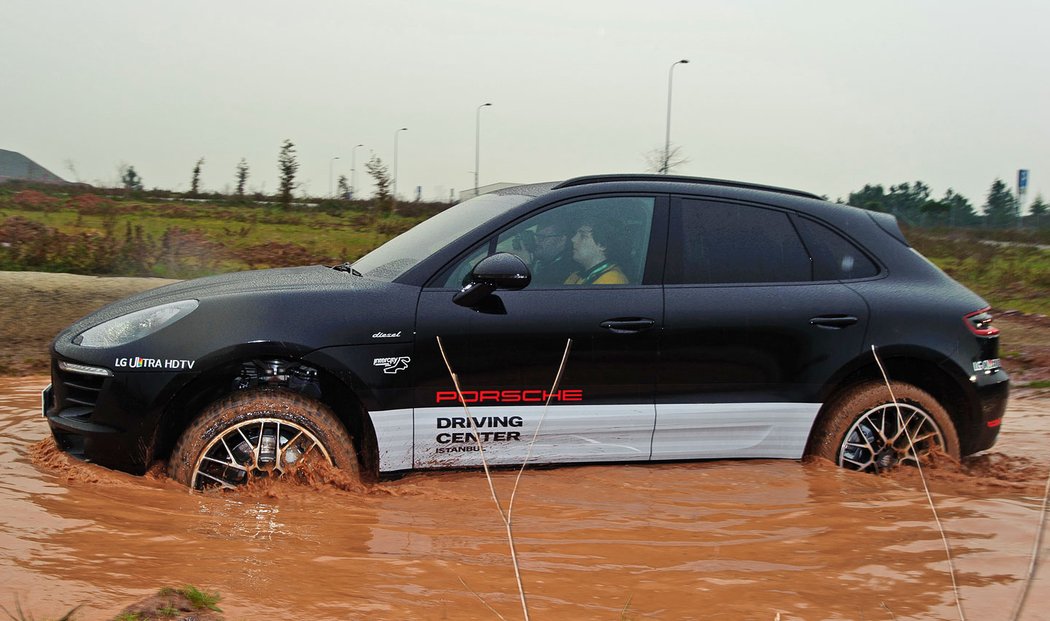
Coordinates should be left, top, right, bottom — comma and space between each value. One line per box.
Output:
3, 1, 1047, 208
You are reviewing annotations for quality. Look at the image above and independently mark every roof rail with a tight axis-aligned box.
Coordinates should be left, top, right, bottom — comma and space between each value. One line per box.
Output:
552, 174, 822, 200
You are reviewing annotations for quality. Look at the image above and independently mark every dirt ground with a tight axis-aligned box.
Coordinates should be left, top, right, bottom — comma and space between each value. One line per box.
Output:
0, 271, 179, 374
2, 269, 1047, 384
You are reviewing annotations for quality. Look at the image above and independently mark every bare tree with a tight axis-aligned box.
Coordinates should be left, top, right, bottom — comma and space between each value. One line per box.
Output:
337, 175, 350, 199
644, 143, 690, 174
278, 139, 299, 208
235, 158, 249, 196
365, 155, 392, 212
190, 157, 204, 196
63, 159, 80, 182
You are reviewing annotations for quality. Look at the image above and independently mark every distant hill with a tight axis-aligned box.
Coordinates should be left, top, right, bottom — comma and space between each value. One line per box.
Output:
0, 149, 69, 185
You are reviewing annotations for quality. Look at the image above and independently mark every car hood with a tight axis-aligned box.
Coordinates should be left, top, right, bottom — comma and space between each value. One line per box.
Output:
55, 266, 419, 351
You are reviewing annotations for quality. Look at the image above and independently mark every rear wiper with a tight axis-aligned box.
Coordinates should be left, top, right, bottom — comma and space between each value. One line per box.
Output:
332, 262, 362, 276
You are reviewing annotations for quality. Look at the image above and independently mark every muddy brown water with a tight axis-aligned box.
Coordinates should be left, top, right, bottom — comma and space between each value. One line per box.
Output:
2, 376, 1049, 620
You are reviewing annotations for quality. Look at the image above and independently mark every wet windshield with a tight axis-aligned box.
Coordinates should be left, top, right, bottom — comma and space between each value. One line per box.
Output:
352, 193, 532, 281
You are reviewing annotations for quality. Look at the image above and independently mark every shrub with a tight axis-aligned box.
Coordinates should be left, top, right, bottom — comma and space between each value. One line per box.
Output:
11, 190, 61, 211
234, 241, 332, 269
69, 192, 116, 215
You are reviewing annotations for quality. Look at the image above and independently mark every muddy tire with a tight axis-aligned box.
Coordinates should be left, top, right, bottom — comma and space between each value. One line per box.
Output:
169, 388, 358, 490
807, 381, 960, 473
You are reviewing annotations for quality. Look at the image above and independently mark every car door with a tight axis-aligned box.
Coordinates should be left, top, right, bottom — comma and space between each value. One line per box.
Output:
411, 195, 665, 468
653, 197, 872, 461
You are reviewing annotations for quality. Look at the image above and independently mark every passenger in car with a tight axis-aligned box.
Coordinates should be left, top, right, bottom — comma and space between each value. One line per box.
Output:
565, 219, 629, 285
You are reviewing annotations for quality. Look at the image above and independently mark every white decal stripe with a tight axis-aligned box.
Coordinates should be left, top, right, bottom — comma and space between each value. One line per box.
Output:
413, 404, 655, 470
652, 403, 822, 460
368, 408, 414, 471
369, 402, 824, 473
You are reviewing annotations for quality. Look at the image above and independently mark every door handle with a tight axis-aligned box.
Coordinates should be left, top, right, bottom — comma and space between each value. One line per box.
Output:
810, 315, 859, 329
600, 318, 656, 334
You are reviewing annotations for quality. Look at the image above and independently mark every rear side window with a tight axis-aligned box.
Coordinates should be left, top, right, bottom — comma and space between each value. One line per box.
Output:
795, 218, 879, 280
667, 199, 811, 284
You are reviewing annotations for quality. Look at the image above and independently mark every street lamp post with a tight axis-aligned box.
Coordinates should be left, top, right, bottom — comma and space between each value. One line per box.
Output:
329, 156, 340, 198
664, 59, 689, 174
475, 102, 492, 197
393, 127, 408, 200
350, 143, 364, 200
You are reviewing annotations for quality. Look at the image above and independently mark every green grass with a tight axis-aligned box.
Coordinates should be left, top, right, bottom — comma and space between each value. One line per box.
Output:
905, 228, 1050, 315
0, 191, 433, 279
174, 586, 221, 613
5, 201, 402, 257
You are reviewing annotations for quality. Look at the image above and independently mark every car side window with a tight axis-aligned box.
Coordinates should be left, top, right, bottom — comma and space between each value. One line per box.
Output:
439, 197, 655, 288
794, 217, 879, 280
666, 199, 811, 284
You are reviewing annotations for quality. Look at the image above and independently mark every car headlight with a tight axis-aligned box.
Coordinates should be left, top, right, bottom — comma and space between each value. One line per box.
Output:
75, 300, 199, 348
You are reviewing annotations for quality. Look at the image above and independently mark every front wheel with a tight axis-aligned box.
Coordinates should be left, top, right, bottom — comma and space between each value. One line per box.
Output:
807, 381, 960, 473
169, 389, 358, 490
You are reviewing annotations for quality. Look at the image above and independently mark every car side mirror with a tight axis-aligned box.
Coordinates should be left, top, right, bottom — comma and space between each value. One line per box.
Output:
453, 252, 531, 307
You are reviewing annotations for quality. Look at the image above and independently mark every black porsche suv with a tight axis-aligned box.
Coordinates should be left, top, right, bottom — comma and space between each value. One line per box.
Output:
44, 174, 1009, 490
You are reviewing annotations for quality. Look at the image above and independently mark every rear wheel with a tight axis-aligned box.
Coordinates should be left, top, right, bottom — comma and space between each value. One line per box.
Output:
807, 381, 960, 473
169, 388, 358, 490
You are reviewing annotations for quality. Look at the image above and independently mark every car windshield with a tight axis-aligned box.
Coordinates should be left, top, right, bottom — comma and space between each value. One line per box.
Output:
352, 193, 532, 281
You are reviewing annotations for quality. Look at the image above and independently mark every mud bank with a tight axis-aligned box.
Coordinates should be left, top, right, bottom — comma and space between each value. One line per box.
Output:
0, 271, 177, 374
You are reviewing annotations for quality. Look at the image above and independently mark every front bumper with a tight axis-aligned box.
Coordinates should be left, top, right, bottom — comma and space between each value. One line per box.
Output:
43, 359, 171, 475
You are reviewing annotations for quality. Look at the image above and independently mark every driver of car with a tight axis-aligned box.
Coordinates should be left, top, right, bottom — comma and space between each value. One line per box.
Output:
530, 221, 575, 285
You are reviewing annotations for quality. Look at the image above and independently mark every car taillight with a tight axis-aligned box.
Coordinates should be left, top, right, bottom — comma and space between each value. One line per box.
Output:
964, 308, 999, 336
